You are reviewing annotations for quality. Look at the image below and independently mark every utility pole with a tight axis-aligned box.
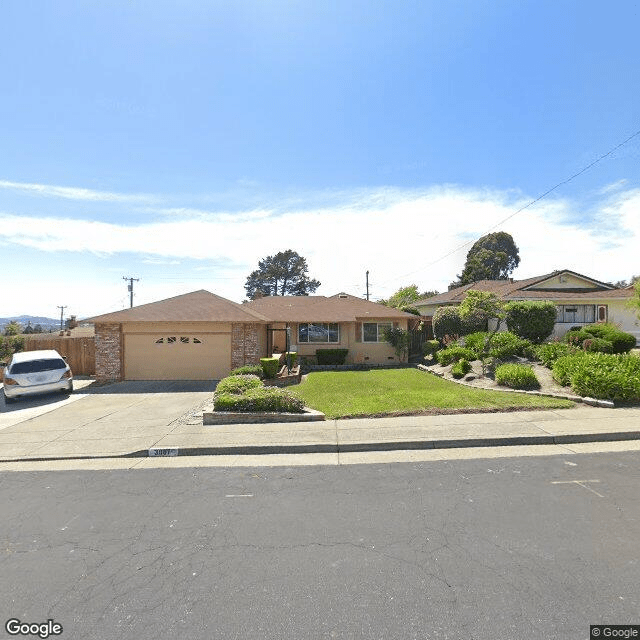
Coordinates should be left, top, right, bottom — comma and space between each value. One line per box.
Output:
57, 305, 67, 331
123, 276, 139, 308
365, 271, 370, 301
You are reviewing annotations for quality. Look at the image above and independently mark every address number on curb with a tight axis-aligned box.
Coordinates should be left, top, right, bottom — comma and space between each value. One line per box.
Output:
149, 448, 179, 457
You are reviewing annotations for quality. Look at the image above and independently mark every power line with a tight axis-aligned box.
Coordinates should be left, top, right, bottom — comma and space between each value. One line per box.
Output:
381, 126, 640, 287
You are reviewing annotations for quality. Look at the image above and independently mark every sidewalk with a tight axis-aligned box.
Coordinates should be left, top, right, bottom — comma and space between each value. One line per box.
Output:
2, 403, 640, 463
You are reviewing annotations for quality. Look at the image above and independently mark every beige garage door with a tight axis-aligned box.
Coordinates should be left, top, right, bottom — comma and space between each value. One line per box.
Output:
124, 333, 231, 380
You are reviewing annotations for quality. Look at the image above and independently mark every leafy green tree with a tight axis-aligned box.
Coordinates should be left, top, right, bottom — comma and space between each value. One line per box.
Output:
3, 321, 21, 337
628, 280, 640, 319
453, 232, 520, 287
380, 285, 439, 315
245, 250, 321, 300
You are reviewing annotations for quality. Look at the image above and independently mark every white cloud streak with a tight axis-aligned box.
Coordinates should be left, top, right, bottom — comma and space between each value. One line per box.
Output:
0, 179, 156, 203
1, 184, 639, 314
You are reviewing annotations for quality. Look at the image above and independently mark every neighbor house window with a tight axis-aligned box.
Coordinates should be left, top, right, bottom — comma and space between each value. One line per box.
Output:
362, 322, 392, 342
556, 305, 596, 323
298, 323, 340, 343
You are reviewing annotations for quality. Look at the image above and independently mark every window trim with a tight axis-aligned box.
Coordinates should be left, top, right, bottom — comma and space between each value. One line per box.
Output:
362, 322, 393, 343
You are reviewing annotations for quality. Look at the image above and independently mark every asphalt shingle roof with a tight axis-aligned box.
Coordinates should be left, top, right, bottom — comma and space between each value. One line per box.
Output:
244, 293, 416, 322
86, 290, 270, 324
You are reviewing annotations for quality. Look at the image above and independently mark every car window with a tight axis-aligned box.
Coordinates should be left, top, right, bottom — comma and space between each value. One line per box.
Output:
10, 358, 67, 374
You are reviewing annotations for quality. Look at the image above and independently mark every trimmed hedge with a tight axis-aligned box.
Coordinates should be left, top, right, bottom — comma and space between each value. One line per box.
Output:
504, 300, 556, 343
564, 323, 636, 354
316, 349, 349, 365
451, 358, 472, 379
230, 364, 264, 378
432, 306, 487, 341
582, 337, 614, 353
552, 352, 640, 401
215, 374, 263, 395
495, 364, 541, 390
214, 386, 305, 413
536, 342, 579, 367
436, 346, 476, 366
260, 357, 281, 379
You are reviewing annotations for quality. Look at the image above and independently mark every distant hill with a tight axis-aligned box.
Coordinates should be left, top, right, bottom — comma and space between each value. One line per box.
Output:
0, 316, 60, 331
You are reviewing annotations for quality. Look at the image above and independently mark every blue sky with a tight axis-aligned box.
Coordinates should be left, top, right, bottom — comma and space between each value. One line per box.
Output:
1, 1, 639, 318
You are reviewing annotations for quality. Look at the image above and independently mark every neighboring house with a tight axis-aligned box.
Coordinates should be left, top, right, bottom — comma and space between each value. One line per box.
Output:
244, 292, 415, 365
86, 290, 415, 381
414, 269, 639, 342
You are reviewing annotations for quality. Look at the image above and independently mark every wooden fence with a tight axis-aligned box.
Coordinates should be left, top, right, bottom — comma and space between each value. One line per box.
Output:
23, 336, 96, 376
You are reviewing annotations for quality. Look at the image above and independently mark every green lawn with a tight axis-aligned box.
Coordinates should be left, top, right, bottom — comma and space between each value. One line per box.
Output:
295, 368, 574, 418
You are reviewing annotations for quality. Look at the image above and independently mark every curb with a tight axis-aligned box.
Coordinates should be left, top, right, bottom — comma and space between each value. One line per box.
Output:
3, 430, 640, 464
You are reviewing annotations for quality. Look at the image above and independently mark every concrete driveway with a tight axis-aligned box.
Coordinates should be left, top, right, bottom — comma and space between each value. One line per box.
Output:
0, 380, 217, 460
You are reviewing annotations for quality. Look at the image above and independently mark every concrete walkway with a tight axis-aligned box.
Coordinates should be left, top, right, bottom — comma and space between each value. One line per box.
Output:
1, 387, 640, 463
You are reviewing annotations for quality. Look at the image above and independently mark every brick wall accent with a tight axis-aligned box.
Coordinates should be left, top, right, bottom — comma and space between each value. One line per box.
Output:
231, 323, 261, 369
95, 322, 123, 381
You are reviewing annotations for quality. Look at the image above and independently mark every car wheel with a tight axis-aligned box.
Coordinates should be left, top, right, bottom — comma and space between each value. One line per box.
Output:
3, 391, 16, 404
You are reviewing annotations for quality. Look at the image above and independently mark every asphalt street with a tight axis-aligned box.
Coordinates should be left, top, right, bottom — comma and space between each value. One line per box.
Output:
1, 451, 639, 640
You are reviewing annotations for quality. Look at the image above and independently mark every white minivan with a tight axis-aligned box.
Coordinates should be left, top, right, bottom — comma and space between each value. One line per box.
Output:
2, 350, 73, 403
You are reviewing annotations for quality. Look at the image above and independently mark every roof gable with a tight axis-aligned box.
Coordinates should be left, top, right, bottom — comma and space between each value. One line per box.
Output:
520, 270, 615, 292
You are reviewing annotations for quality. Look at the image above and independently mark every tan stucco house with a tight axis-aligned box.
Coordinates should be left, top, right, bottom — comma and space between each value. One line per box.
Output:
414, 269, 639, 342
244, 292, 414, 365
87, 290, 414, 381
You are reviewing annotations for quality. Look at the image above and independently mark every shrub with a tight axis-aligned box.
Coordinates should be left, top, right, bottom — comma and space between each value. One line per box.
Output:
462, 332, 488, 358
552, 352, 640, 401
316, 349, 349, 365
260, 357, 281, 379
283, 352, 298, 367
436, 346, 476, 366
564, 328, 593, 348
230, 364, 264, 378
495, 364, 541, 390
504, 300, 557, 343
422, 340, 441, 358
486, 331, 534, 360
0, 335, 25, 362
451, 358, 472, 379
432, 306, 465, 342
536, 342, 579, 367
582, 337, 614, 353
581, 323, 636, 353
214, 386, 305, 413
381, 326, 410, 360
564, 323, 636, 354
215, 374, 263, 395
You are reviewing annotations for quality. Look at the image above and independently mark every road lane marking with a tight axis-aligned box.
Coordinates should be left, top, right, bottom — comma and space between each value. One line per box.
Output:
551, 479, 604, 497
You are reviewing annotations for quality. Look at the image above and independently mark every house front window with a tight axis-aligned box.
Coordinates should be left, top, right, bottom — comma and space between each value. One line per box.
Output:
555, 305, 596, 323
363, 322, 392, 342
298, 323, 340, 343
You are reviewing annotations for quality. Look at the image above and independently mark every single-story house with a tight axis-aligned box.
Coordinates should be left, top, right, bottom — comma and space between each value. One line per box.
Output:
244, 292, 414, 364
414, 269, 639, 342
87, 290, 414, 381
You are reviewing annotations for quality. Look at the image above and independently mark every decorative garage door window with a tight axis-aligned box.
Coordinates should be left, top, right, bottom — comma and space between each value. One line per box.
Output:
555, 305, 596, 323
155, 337, 203, 344
363, 322, 392, 342
298, 323, 340, 343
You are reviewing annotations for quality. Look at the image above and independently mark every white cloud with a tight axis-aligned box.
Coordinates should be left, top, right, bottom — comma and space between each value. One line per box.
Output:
2, 184, 639, 315
0, 179, 157, 203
